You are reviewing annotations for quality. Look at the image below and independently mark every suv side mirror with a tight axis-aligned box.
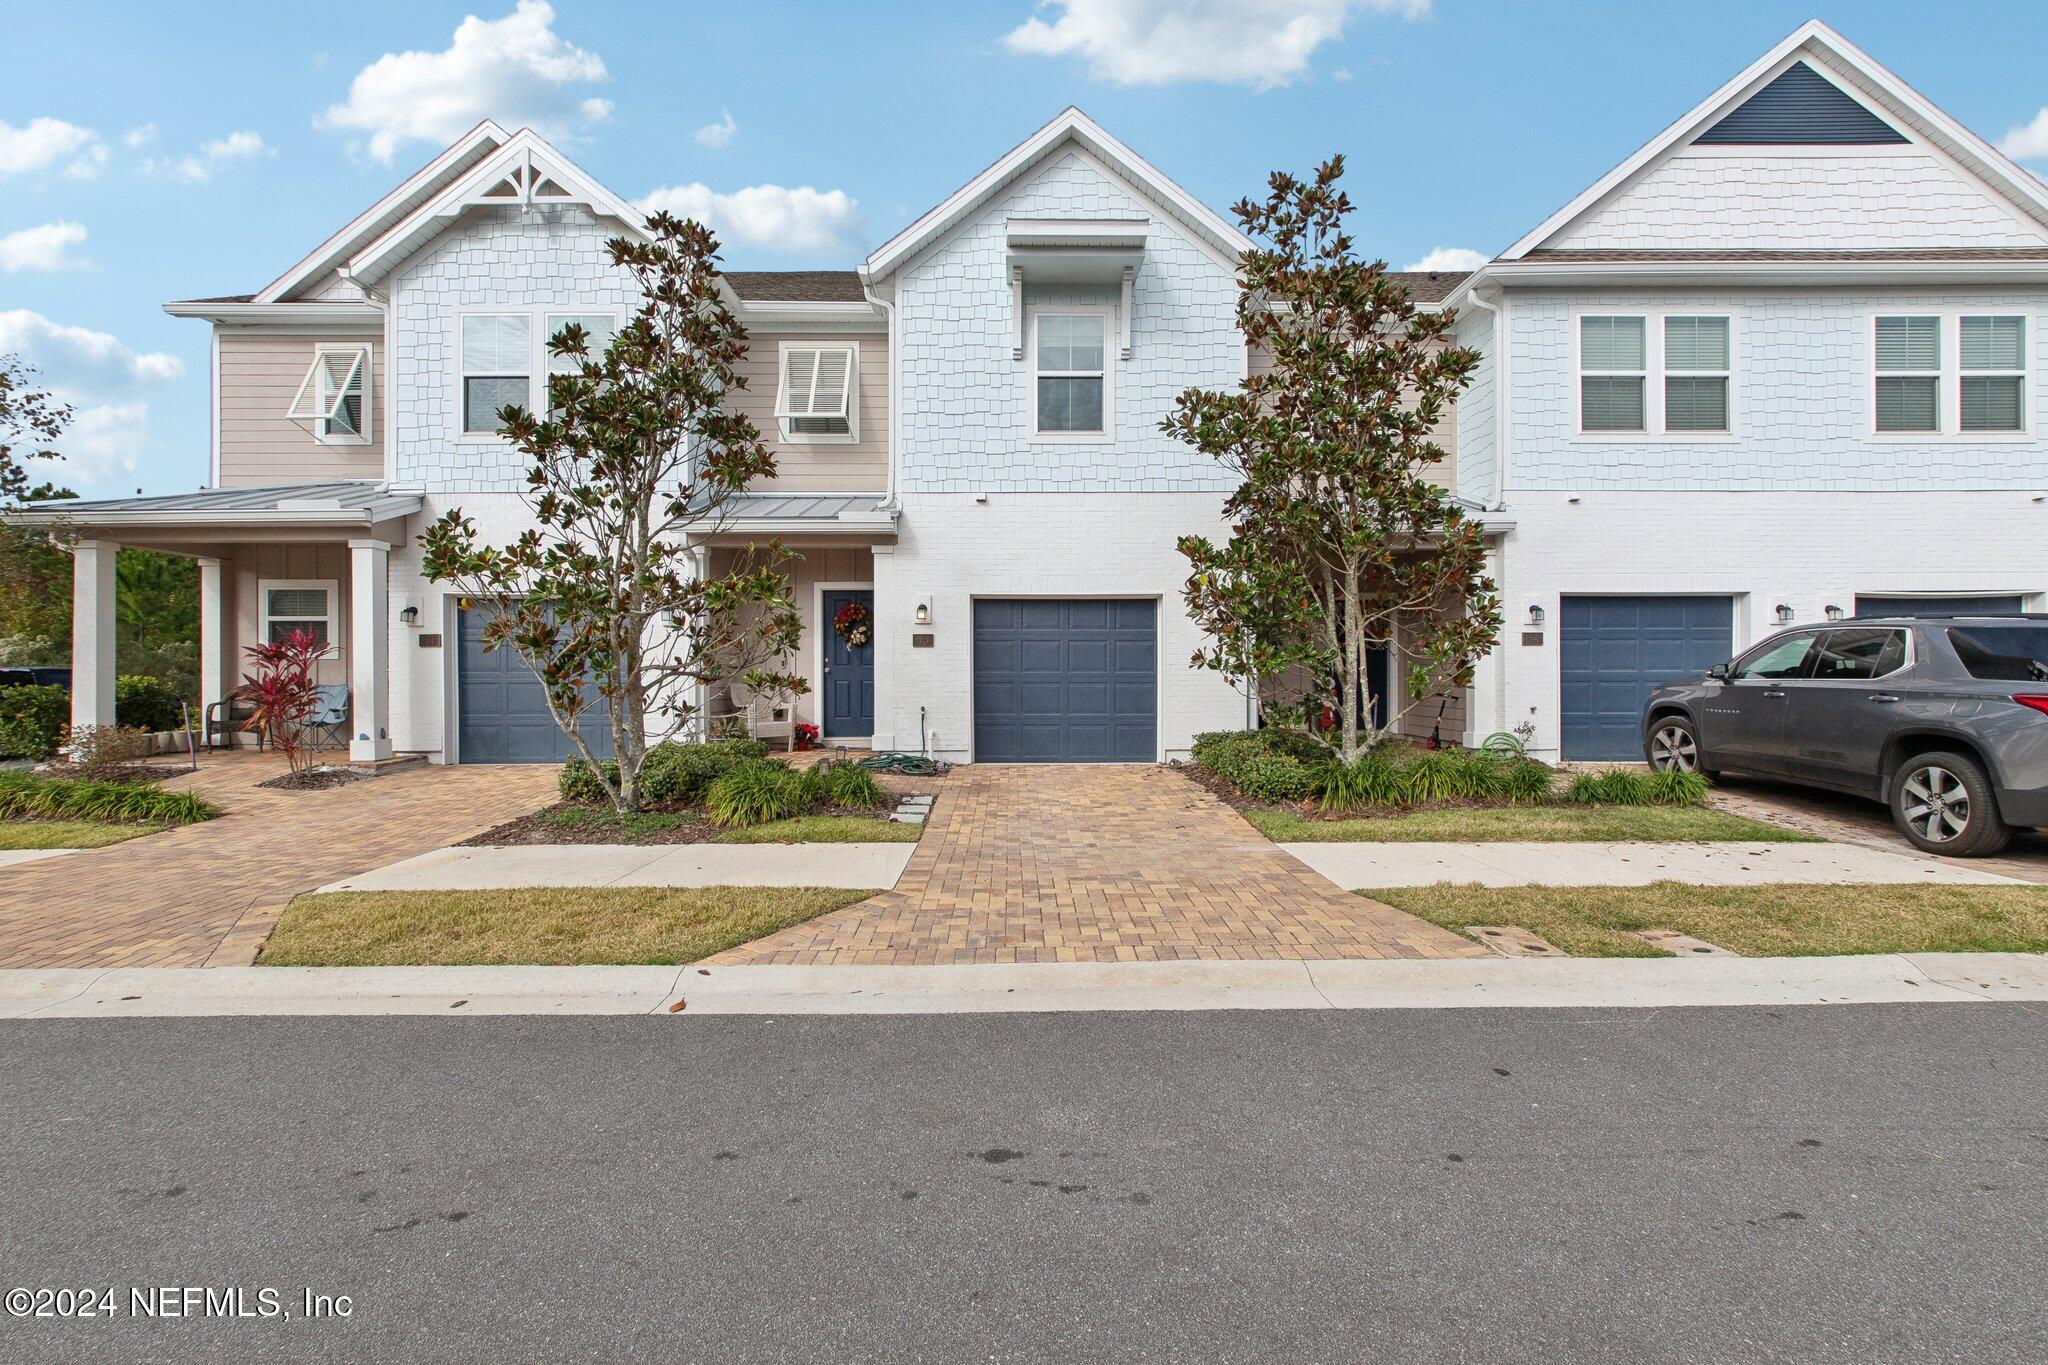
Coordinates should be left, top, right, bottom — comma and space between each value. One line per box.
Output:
1707, 662, 1731, 681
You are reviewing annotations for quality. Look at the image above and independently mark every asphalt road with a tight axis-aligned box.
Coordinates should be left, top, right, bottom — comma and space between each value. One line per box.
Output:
4, 1004, 2045, 1364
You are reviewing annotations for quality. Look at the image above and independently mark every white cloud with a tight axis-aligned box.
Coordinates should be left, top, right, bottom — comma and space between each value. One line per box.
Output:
141, 130, 274, 184
639, 183, 864, 254
319, 1, 611, 162
122, 123, 158, 149
1999, 109, 2048, 162
1002, 0, 1429, 89
694, 108, 738, 150
0, 222, 90, 273
0, 117, 103, 177
0, 311, 185, 487
1402, 246, 1487, 273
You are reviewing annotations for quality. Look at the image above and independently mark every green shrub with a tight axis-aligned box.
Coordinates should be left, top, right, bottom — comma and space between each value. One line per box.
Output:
0, 684, 69, 759
1193, 727, 1329, 801
0, 771, 217, 825
1644, 769, 1710, 807
705, 760, 816, 828
643, 737, 770, 805
817, 760, 885, 810
1498, 759, 1557, 804
1567, 769, 1655, 806
1232, 753, 1315, 802
115, 675, 186, 733
1401, 751, 1469, 804
558, 756, 621, 804
1314, 753, 1405, 812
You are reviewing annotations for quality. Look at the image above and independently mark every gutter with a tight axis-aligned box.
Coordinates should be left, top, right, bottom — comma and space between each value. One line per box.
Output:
163, 301, 384, 323
1455, 279, 1509, 511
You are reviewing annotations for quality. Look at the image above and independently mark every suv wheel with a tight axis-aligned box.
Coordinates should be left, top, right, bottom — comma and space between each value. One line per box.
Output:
1890, 751, 2012, 857
1646, 716, 1716, 778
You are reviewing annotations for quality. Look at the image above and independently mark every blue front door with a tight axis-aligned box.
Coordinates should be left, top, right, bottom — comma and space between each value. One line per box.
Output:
821, 589, 874, 738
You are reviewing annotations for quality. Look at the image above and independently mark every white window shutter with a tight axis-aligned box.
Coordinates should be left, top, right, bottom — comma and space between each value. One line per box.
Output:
775, 346, 855, 419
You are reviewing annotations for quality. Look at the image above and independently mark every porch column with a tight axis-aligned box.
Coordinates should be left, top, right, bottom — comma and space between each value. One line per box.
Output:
70, 539, 116, 732
347, 539, 393, 763
196, 556, 227, 719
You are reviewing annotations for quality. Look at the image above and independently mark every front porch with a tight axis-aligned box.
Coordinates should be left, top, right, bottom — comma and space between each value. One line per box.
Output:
7, 482, 422, 764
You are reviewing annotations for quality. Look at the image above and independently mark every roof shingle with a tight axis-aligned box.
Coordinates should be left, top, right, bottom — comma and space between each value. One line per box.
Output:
722, 270, 868, 302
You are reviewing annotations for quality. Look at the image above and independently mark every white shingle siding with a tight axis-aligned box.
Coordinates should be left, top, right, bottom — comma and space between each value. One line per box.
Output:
896, 150, 1243, 493
1453, 310, 1497, 505
1506, 290, 2048, 491
1555, 151, 2048, 250
391, 206, 639, 492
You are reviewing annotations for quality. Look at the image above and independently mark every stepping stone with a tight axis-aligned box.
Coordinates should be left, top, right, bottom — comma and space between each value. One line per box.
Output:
1635, 928, 1739, 957
1467, 925, 1564, 958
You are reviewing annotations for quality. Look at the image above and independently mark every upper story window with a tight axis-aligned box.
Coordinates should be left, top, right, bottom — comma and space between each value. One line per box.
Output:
774, 343, 858, 444
461, 314, 532, 434
1874, 313, 2028, 436
1578, 313, 1734, 437
544, 313, 616, 417
285, 344, 371, 446
1032, 310, 1110, 439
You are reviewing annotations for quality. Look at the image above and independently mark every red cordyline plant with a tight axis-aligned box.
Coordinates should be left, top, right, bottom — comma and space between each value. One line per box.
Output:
241, 630, 324, 774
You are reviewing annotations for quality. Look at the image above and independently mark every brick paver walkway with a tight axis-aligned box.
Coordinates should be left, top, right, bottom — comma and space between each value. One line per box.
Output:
712, 765, 1485, 965
0, 754, 557, 969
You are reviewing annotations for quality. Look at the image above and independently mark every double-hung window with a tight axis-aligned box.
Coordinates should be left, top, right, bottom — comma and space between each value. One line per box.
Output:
286, 344, 371, 445
1032, 311, 1108, 436
1961, 315, 2026, 433
1663, 317, 1730, 433
1875, 316, 1941, 433
461, 314, 533, 434
1579, 316, 1647, 432
543, 312, 616, 418
774, 343, 858, 442
259, 581, 337, 652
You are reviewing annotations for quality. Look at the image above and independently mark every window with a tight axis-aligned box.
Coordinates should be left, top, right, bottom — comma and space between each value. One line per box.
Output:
259, 581, 336, 651
1948, 626, 2048, 682
1808, 627, 1907, 682
285, 345, 371, 445
1961, 315, 2026, 433
1875, 316, 1940, 432
1663, 317, 1730, 433
1579, 316, 1647, 432
773, 343, 858, 442
1033, 312, 1108, 436
461, 314, 533, 434
543, 313, 616, 417
1731, 632, 1817, 681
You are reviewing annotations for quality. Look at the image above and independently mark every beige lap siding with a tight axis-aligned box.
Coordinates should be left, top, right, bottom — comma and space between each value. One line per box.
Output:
230, 543, 353, 690
708, 544, 875, 731
728, 329, 889, 494
216, 329, 385, 486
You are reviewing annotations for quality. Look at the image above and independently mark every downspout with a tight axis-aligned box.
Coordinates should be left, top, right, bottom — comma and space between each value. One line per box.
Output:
1456, 277, 1512, 741
859, 274, 900, 508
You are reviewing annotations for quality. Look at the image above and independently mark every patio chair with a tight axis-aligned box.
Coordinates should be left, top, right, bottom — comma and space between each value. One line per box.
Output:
203, 687, 264, 752
307, 683, 351, 751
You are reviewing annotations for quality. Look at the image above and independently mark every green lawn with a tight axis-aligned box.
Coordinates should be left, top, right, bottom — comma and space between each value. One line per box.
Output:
259, 885, 871, 967
0, 820, 164, 850
714, 815, 921, 844
1245, 803, 1818, 844
1375, 881, 2048, 958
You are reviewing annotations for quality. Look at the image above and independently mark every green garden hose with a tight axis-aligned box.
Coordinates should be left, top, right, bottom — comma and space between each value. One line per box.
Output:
857, 752, 951, 776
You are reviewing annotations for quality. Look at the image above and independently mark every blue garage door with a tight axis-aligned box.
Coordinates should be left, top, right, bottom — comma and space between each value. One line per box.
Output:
974, 599, 1156, 762
456, 607, 615, 764
1855, 594, 2026, 618
1560, 596, 1733, 762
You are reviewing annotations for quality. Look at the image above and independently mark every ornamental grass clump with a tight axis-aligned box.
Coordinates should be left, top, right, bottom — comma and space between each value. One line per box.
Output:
0, 771, 217, 825
817, 760, 885, 810
704, 760, 814, 828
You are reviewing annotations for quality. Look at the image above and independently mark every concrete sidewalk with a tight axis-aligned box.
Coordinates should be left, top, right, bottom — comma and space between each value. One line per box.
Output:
318, 841, 915, 893
3, 953, 2042, 1017
1283, 839, 2029, 889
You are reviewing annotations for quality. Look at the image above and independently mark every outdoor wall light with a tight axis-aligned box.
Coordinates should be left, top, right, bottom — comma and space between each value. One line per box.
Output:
400, 605, 420, 627
1527, 604, 1546, 627
914, 600, 933, 626
1775, 603, 1795, 624
1825, 604, 1845, 621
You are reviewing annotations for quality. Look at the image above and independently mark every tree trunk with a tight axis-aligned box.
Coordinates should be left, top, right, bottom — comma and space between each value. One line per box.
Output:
1338, 568, 1362, 764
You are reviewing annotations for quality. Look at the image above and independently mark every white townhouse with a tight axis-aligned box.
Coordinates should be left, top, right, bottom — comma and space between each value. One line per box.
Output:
20, 19, 2046, 771
1446, 20, 2048, 762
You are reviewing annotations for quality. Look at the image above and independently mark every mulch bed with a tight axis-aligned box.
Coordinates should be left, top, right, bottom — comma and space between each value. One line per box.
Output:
461, 801, 902, 846
257, 766, 373, 792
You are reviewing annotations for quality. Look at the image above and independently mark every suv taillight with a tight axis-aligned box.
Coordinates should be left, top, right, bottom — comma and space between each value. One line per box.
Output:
2013, 695, 2048, 718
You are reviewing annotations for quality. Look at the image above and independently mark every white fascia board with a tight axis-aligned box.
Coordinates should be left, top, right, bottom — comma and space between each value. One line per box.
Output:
1482, 259, 2048, 287
861, 107, 1249, 285
4, 506, 417, 529
1006, 218, 1150, 249
163, 301, 384, 324
253, 121, 509, 304
732, 300, 887, 329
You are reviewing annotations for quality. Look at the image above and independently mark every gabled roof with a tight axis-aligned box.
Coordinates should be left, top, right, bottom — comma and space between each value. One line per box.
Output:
1499, 19, 2048, 262
861, 107, 1253, 284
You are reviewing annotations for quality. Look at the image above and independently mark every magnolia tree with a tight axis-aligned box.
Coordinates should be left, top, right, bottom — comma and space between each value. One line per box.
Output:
1167, 156, 1502, 764
422, 212, 805, 813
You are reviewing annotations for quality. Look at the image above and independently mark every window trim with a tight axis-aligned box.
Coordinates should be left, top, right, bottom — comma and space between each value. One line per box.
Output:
1571, 308, 1738, 442
1026, 305, 1114, 444
453, 306, 627, 442
257, 579, 339, 659
286, 343, 374, 447
773, 340, 860, 446
1869, 311, 2033, 441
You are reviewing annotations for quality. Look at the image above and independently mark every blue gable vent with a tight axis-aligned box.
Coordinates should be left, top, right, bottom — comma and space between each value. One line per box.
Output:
1695, 61, 1906, 145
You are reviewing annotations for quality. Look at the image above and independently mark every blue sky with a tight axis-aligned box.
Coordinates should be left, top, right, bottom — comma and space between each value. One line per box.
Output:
7, 0, 2048, 499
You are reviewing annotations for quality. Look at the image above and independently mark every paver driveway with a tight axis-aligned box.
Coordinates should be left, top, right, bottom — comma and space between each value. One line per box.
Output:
713, 764, 1485, 965
0, 754, 556, 969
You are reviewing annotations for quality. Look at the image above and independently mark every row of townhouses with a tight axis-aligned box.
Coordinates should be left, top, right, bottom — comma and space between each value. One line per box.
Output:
23, 20, 2048, 767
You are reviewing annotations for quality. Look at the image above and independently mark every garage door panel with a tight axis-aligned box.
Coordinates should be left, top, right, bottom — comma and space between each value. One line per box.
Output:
1855, 594, 2026, 617
974, 599, 1157, 762
457, 608, 614, 764
1561, 595, 1732, 762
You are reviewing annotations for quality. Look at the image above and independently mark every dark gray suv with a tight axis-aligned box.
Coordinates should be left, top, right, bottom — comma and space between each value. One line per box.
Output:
1641, 617, 2048, 857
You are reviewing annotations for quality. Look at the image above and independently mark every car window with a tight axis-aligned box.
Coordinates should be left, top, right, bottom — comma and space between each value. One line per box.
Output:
1809, 627, 1907, 682
1731, 632, 1818, 681
1948, 625, 2048, 682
